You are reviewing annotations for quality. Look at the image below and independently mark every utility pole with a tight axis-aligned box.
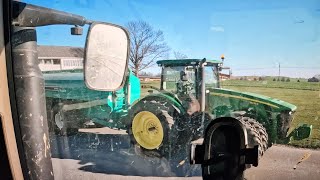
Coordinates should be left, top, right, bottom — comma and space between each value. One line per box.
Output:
278, 62, 281, 80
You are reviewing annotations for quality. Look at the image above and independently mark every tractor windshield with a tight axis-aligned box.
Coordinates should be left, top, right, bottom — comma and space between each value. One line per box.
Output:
204, 65, 220, 89
162, 66, 196, 95
4, 1, 318, 180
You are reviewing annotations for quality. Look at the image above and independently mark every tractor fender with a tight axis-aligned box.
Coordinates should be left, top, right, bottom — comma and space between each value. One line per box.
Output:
205, 117, 248, 149
190, 117, 249, 166
130, 93, 185, 114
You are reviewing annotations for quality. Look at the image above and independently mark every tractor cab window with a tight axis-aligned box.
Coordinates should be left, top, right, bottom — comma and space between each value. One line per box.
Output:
162, 66, 196, 95
204, 65, 219, 89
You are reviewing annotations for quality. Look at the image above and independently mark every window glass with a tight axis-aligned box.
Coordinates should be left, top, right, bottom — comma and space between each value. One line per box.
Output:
10, 1, 320, 179
204, 66, 219, 89
162, 66, 196, 94
52, 59, 60, 64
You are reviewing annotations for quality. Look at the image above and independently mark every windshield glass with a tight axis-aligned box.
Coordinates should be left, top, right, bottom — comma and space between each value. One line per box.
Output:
7, 0, 319, 180
204, 65, 219, 89
162, 66, 196, 94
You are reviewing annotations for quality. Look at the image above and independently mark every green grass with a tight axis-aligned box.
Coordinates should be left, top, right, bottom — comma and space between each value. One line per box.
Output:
140, 80, 320, 148
222, 79, 320, 91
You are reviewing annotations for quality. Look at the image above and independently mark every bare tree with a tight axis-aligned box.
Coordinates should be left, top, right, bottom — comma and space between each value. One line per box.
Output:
126, 21, 170, 76
173, 51, 188, 59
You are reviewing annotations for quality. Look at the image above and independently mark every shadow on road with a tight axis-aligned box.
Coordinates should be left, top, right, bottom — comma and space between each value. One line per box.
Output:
50, 131, 201, 177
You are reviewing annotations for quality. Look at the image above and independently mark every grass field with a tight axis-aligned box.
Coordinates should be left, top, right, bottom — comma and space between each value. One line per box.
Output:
222, 78, 320, 91
142, 79, 320, 148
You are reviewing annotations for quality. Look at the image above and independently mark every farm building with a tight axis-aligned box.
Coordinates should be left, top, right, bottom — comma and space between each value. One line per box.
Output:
139, 76, 161, 82
219, 73, 231, 80
37, 45, 83, 72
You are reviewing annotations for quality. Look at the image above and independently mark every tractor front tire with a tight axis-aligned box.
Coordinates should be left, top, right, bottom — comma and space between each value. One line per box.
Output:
128, 99, 176, 158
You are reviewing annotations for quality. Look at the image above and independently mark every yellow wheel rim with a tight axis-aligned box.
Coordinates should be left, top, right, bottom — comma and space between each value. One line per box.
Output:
132, 111, 164, 150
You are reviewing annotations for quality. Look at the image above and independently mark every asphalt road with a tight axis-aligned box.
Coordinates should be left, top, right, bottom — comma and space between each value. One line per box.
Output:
50, 127, 320, 180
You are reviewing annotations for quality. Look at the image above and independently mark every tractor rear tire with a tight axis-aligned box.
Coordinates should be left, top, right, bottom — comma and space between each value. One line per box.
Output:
237, 117, 269, 157
247, 118, 269, 152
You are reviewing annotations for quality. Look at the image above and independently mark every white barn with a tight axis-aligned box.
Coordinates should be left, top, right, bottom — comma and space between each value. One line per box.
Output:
38, 45, 84, 72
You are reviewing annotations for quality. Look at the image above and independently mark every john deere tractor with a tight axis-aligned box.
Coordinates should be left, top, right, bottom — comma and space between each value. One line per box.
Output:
128, 58, 312, 178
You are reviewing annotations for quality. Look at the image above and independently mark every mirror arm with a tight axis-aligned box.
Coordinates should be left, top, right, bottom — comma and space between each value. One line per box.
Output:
12, 1, 90, 27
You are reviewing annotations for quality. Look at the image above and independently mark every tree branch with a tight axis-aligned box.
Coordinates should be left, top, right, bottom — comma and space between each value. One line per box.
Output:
126, 20, 170, 75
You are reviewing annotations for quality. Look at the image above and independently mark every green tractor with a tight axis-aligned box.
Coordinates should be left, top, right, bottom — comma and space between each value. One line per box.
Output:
127, 57, 312, 178
44, 55, 312, 178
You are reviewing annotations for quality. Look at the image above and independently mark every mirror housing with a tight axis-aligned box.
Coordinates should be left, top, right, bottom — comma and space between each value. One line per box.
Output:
84, 22, 130, 91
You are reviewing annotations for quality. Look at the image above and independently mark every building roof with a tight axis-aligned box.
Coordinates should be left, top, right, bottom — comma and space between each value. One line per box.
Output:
157, 58, 222, 66
219, 73, 230, 77
37, 45, 84, 58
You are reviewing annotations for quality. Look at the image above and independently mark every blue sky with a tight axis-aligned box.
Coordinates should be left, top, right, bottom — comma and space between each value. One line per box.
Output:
26, 0, 320, 78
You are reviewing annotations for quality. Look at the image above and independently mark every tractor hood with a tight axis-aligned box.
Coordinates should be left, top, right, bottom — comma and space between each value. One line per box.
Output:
211, 88, 297, 112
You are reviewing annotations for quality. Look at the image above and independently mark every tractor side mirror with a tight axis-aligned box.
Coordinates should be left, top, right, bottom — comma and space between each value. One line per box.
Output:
84, 22, 129, 91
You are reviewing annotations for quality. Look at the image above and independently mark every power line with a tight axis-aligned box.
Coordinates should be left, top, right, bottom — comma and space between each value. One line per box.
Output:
278, 63, 280, 80
281, 67, 320, 69
233, 67, 320, 71
233, 67, 275, 70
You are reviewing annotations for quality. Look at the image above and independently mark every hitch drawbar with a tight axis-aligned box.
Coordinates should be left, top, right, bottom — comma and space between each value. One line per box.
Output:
190, 140, 259, 167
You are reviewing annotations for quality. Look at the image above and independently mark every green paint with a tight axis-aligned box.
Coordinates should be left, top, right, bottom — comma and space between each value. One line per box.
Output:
44, 72, 110, 101
129, 71, 141, 104
44, 70, 141, 130
157, 58, 222, 66
207, 88, 299, 143
135, 92, 186, 114
211, 88, 296, 111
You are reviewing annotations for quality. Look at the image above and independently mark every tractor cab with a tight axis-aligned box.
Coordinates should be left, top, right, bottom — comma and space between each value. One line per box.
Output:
157, 58, 223, 111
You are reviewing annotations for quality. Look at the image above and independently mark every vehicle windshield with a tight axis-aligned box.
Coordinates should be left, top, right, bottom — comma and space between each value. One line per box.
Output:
204, 65, 220, 89
5, 0, 319, 180
162, 66, 196, 94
